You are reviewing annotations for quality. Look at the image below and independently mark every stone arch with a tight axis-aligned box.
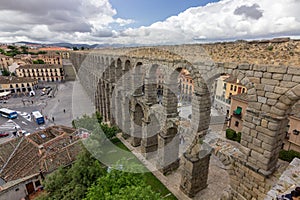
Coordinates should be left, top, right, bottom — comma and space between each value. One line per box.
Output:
109, 58, 116, 83
144, 64, 164, 105
131, 61, 145, 96
131, 102, 146, 147
124, 59, 131, 71
115, 58, 122, 81
141, 113, 160, 158
253, 84, 300, 171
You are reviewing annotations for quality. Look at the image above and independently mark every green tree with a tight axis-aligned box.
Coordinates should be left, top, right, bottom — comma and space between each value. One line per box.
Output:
1, 69, 10, 76
20, 46, 28, 54
72, 113, 118, 140
33, 59, 45, 64
37, 51, 47, 54
37, 147, 105, 200
85, 164, 162, 200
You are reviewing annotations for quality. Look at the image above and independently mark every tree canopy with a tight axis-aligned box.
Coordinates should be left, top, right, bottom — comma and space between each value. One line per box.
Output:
33, 59, 45, 64
85, 166, 162, 200
36, 147, 105, 200
37, 113, 169, 200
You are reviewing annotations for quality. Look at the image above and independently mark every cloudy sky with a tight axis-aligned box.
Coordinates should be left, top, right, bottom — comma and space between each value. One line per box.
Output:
0, 0, 299, 45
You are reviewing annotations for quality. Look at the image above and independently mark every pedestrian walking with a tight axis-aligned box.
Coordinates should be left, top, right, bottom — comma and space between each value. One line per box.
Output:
180, 135, 185, 145
52, 117, 54, 122
31, 100, 33, 104
63, 109, 66, 113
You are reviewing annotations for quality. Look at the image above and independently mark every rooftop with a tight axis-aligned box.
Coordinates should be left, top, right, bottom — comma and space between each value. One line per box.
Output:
18, 64, 62, 69
224, 75, 240, 84
38, 47, 70, 51
0, 76, 36, 84
0, 125, 84, 183
231, 93, 248, 102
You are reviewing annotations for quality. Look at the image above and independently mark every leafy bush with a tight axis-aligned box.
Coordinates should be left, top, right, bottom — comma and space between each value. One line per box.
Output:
267, 45, 273, 51
226, 129, 241, 143
226, 128, 236, 140
279, 149, 300, 162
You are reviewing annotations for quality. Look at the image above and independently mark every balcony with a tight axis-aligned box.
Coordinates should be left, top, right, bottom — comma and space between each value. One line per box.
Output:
233, 107, 242, 119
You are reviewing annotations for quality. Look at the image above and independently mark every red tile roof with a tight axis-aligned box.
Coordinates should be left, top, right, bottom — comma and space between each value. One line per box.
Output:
0, 125, 83, 182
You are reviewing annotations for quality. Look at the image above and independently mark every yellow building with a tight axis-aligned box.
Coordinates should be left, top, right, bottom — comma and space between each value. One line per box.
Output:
16, 64, 65, 82
224, 76, 247, 103
35, 53, 62, 65
0, 76, 38, 94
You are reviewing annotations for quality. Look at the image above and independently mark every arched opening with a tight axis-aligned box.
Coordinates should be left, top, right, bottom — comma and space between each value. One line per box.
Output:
131, 103, 144, 147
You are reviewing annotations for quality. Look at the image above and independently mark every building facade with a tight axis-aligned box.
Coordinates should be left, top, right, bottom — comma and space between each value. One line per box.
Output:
284, 114, 300, 152
16, 64, 65, 82
178, 69, 194, 103
0, 55, 13, 70
0, 76, 38, 94
214, 75, 247, 115
228, 93, 248, 133
214, 75, 230, 114
35, 53, 62, 65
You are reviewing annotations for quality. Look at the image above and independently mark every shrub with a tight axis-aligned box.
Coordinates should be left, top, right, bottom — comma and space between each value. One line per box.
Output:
226, 129, 241, 143
267, 45, 273, 51
279, 149, 300, 162
226, 128, 236, 140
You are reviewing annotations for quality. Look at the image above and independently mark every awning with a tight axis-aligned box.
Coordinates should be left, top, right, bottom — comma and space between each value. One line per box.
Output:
234, 107, 242, 115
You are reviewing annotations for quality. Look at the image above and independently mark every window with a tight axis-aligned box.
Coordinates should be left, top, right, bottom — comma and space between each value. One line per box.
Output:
230, 85, 233, 90
235, 121, 239, 127
234, 86, 237, 92
234, 106, 242, 115
35, 180, 41, 188
223, 83, 226, 89
242, 88, 245, 93
190, 80, 192, 83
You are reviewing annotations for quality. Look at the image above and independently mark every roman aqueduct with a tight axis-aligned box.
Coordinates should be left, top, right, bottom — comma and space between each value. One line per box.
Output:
69, 39, 300, 199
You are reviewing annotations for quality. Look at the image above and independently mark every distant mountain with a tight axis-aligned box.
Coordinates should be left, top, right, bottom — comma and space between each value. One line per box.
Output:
13, 41, 141, 49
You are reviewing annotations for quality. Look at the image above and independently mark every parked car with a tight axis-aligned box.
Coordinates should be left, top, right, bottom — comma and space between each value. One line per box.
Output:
0, 132, 9, 137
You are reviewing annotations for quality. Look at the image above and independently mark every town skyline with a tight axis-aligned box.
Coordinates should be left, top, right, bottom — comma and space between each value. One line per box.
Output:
0, 0, 299, 45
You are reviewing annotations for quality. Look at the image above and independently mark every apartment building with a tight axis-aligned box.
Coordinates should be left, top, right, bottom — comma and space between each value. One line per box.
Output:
228, 93, 248, 133
178, 69, 194, 103
35, 53, 62, 65
16, 64, 65, 82
0, 76, 38, 94
214, 75, 247, 115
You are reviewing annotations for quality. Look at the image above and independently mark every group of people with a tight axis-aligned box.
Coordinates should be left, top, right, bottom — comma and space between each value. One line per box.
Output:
278, 187, 300, 200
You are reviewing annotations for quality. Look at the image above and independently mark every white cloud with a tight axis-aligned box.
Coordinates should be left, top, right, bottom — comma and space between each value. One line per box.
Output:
114, 0, 300, 45
0, 0, 299, 45
0, 0, 130, 44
